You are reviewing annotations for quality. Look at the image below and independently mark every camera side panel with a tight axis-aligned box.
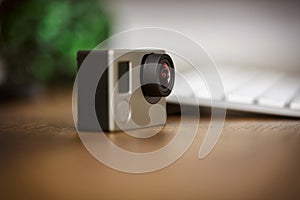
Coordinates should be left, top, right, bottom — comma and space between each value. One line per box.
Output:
77, 50, 109, 131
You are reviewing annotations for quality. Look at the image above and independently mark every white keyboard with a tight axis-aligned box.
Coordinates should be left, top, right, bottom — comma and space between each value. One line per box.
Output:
167, 66, 300, 117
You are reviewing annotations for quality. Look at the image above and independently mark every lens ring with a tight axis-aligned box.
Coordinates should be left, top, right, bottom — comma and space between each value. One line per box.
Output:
141, 53, 175, 101
156, 55, 175, 93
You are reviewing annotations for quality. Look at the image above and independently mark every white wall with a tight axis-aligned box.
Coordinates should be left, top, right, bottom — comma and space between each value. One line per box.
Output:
106, 0, 300, 70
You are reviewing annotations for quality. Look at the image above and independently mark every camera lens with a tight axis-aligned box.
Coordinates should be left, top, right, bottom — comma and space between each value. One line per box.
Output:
141, 53, 175, 103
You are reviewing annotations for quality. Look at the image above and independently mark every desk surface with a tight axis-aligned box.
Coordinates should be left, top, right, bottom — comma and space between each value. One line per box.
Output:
0, 88, 300, 200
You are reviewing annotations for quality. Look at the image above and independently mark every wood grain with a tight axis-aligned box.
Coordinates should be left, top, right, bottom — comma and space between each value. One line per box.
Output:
0, 88, 300, 200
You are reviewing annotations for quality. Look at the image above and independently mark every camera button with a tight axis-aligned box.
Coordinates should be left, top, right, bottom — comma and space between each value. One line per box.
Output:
117, 100, 131, 123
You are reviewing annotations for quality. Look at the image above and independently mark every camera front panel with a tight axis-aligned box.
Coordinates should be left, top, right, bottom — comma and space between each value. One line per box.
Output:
108, 50, 167, 131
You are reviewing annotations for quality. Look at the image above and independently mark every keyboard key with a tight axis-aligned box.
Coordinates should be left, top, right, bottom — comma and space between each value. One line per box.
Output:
258, 75, 300, 108
172, 74, 193, 97
290, 93, 300, 110
221, 67, 259, 94
183, 70, 211, 99
227, 70, 283, 104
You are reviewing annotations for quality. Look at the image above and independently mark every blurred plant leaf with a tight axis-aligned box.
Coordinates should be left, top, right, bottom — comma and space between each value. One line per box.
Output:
0, 0, 110, 84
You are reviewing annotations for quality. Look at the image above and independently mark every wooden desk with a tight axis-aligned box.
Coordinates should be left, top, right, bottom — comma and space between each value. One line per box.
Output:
1, 88, 300, 200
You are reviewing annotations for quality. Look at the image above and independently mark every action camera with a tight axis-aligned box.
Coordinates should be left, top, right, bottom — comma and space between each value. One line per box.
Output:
77, 49, 175, 132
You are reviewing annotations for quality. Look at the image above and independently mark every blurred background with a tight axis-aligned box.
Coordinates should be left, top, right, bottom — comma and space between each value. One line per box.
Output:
0, 0, 110, 99
1, 2, 300, 199
108, 0, 300, 71
0, 0, 300, 99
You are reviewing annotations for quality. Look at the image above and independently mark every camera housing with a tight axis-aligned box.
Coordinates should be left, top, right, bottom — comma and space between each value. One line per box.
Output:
77, 49, 175, 132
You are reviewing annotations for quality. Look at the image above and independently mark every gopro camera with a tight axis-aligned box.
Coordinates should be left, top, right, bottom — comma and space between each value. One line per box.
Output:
77, 49, 175, 132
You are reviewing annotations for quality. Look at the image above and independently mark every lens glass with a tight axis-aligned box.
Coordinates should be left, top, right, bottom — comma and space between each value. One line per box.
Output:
159, 62, 171, 88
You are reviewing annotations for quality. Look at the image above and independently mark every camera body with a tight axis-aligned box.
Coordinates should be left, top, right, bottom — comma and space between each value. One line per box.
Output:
77, 49, 175, 132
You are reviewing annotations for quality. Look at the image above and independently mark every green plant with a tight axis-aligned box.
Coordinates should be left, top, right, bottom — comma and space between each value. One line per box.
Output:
0, 0, 110, 84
